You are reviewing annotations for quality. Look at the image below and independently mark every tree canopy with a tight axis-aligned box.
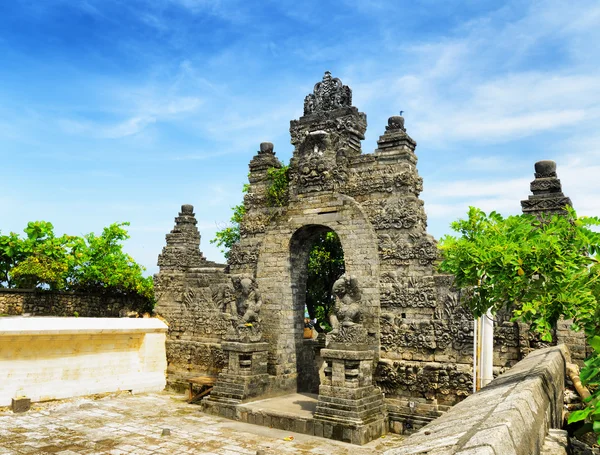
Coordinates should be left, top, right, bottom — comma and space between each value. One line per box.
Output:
438, 206, 600, 442
0, 221, 154, 308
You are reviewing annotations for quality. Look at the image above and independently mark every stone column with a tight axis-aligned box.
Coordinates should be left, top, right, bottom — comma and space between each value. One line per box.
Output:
313, 326, 387, 445
520, 160, 572, 217
203, 340, 269, 408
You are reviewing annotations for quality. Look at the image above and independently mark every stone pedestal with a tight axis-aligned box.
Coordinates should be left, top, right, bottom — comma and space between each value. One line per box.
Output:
203, 341, 269, 416
314, 348, 386, 445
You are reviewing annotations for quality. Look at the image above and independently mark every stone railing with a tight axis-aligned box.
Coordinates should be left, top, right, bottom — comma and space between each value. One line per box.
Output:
0, 288, 149, 317
385, 345, 569, 455
0, 317, 167, 406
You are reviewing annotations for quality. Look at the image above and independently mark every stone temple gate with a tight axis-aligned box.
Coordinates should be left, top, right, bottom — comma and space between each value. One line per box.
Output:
154, 72, 579, 445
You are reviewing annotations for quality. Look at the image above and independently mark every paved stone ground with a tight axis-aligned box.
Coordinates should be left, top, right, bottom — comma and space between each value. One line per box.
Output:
0, 392, 404, 454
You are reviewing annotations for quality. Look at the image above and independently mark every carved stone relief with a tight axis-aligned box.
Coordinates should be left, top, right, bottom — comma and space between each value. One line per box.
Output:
378, 233, 438, 265
362, 198, 426, 230
345, 168, 423, 197
380, 273, 437, 308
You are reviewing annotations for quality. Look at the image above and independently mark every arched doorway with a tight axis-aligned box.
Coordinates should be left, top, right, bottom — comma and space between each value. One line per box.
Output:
289, 225, 345, 392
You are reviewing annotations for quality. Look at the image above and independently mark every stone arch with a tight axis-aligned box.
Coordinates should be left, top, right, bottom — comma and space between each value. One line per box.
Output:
254, 193, 380, 392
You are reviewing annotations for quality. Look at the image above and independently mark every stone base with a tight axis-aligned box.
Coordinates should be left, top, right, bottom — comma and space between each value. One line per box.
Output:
203, 392, 387, 445
313, 347, 387, 444
313, 414, 386, 445
203, 341, 270, 410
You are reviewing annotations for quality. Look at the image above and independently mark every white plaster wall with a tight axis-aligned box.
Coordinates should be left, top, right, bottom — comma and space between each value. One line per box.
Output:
0, 317, 168, 406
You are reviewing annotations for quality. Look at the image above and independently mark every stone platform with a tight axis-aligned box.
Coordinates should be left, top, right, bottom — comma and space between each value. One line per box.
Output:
237, 393, 318, 435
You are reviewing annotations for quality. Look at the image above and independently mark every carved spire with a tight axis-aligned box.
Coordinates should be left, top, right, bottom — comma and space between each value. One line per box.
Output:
375, 115, 417, 164
521, 160, 572, 216
303, 71, 353, 115
248, 142, 282, 183
157, 204, 206, 271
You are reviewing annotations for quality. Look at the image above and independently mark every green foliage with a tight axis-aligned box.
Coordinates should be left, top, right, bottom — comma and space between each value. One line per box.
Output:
438, 206, 600, 442
266, 165, 289, 207
306, 231, 345, 330
210, 185, 247, 258
0, 221, 154, 310
212, 166, 289, 257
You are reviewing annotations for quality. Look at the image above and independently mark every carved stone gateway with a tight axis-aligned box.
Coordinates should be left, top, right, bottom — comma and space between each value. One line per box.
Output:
155, 72, 532, 444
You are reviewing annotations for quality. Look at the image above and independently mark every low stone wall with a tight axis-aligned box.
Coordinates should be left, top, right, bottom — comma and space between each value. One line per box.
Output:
0, 288, 149, 317
0, 317, 167, 407
385, 345, 568, 455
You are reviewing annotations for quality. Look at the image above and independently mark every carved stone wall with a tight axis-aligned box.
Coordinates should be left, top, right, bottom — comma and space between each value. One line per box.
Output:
154, 205, 230, 391
156, 72, 532, 424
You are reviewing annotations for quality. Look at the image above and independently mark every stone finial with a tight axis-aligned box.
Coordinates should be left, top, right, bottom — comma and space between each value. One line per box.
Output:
386, 115, 406, 132
303, 71, 353, 115
534, 160, 557, 178
521, 160, 572, 216
374, 115, 417, 163
259, 142, 274, 154
157, 204, 206, 270
249, 141, 282, 181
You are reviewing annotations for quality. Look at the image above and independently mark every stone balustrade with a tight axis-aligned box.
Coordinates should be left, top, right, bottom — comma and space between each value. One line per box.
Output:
384, 345, 569, 455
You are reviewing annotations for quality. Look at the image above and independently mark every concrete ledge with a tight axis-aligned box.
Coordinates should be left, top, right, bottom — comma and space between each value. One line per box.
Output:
0, 316, 168, 335
0, 317, 167, 406
384, 345, 569, 455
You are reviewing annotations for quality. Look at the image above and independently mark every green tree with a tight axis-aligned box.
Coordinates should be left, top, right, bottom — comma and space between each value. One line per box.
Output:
438, 206, 600, 442
0, 221, 154, 310
306, 231, 345, 330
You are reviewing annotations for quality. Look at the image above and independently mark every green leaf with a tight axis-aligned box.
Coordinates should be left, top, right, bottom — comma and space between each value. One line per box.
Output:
568, 408, 593, 423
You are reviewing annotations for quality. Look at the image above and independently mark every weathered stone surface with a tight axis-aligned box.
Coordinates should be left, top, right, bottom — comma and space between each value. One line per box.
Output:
384, 345, 569, 455
521, 160, 572, 216
0, 288, 148, 317
155, 72, 569, 444
154, 205, 230, 391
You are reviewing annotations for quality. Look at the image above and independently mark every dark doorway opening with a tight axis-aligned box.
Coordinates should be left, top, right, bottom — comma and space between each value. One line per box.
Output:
290, 225, 345, 393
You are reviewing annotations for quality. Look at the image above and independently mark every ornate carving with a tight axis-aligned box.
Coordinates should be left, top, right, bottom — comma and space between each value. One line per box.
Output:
521, 197, 572, 212
375, 360, 471, 399
346, 168, 423, 196
223, 275, 264, 342
239, 213, 269, 237
380, 274, 436, 308
378, 234, 438, 265
233, 275, 263, 325
328, 325, 369, 345
228, 243, 261, 267
362, 198, 426, 230
303, 71, 352, 115
292, 132, 336, 193
330, 274, 362, 333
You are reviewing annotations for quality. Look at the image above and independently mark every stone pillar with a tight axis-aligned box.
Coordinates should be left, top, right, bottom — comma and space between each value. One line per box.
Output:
314, 342, 386, 445
203, 341, 269, 416
520, 160, 572, 217
520, 160, 589, 365
374, 115, 417, 163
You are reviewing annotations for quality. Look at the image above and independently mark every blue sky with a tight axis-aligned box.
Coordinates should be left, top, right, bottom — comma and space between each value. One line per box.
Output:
1, 0, 599, 276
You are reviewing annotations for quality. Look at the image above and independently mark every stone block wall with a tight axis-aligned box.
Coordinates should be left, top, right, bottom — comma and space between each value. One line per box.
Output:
0, 317, 167, 406
384, 345, 568, 455
153, 204, 231, 391
0, 288, 148, 317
